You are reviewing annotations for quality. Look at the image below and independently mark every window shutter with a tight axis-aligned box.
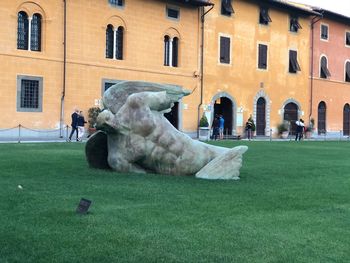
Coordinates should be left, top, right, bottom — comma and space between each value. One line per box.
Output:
289, 50, 300, 73
290, 17, 302, 32
321, 25, 328, 39
260, 7, 272, 24
220, 37, 230, 64
258, 44, 267, 69
346, 62, 350, 82
221, 0, 234, 16
320, 57, 331, 78
346, 32, 350, 45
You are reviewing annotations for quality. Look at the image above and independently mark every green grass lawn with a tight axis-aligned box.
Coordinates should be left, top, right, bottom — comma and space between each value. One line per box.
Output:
1, 141, 350, 262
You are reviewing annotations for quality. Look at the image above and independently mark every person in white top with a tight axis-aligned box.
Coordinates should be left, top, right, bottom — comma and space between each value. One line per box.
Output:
295, 119, 305, 141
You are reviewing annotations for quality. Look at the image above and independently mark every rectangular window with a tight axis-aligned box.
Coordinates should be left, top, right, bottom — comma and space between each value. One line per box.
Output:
289, 50, 301, 73
101, 79, 122, 95
290, 17, 302, 32
109, 0, 123, 7
259, 7, 272, 25
221, 0, 234, 16
258, 44, 268, 69
346, 32, 350, 46
17, 75, 43, 112
219, 36, 230, 64
321, 24, 328, 40
167, 7, 180, 20
104, 82, 116, 91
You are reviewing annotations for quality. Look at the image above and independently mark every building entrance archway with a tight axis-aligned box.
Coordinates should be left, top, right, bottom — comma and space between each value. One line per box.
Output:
213, 97, 233, 136
318, 101, 326, 135
284, 102, 298, 135
256, 97, 266, 136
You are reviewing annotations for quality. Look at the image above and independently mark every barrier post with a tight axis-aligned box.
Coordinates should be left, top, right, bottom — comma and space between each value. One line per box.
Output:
270, 129, 272, 142
18, 124, 21, 143
66, 125, 69, 141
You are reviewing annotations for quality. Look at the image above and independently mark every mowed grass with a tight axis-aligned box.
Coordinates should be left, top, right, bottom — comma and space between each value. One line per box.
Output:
1, 141, 350, 263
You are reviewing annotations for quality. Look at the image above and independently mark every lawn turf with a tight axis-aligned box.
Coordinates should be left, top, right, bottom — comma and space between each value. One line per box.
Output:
1, 141, 350, 262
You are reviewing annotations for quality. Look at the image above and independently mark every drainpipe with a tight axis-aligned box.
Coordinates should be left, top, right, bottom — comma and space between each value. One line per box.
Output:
197, 4, 214, 138
309, 14, 323, 124
60, 0, 67, 137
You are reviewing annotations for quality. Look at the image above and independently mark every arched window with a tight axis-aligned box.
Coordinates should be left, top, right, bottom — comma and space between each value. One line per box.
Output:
31, 13, 42, 51
320, 56, 331, 79
164, 35, 179, 67
105, 24, 114, 59
343, 104, 350, 136
318, 101, 326, 134
17, 11, 29, 50
345, 61, 350, 82
172, 37, 178, 67
164, 35, 170, 66
116, 26, 123, 60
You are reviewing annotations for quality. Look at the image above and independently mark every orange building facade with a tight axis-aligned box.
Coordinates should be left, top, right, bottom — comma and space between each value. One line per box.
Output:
0, 0, 209, 138
1, 0, 350, 139
201, 0, 318, 137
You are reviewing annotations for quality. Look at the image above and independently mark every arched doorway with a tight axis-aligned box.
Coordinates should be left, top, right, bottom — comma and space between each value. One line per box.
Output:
318, 101, 326, 134
343, 104, 350, 136
256, 97, 266, 135
164, 102, 179, 129
213, 97, 233, 135
284, 102, 298, 135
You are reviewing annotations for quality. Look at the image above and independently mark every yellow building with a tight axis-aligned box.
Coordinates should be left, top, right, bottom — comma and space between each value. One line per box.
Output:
0, 0, 211, 138
202, 0, 318, 137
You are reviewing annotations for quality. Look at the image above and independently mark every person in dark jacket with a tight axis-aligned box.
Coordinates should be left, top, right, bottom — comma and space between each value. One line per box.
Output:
211, 114, 220, 140
77, 111, 87, 141
245, 118, 253, 141
68, 108, 79, 142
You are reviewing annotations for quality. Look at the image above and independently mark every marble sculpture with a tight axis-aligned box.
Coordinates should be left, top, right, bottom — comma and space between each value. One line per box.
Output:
85, 81, 248, 180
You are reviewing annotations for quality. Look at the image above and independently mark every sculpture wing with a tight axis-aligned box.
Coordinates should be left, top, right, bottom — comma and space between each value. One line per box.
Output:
103, 81, 191, 114
195, 146, 248, 180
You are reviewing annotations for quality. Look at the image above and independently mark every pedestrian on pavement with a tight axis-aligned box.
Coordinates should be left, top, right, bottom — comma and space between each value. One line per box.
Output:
77, 111, 87, 141
68, 108, 79, 142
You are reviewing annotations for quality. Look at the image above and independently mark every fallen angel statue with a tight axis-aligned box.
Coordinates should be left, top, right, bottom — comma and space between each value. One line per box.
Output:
85, 81, 248, 180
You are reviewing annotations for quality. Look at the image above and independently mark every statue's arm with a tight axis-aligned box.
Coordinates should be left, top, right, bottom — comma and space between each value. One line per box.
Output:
127, 91, 177, 113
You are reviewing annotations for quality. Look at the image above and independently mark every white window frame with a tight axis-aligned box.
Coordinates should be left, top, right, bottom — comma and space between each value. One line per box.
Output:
166, 5, 180, 21
218, 33, 232, 66
345, 30, 350, 47
320, 23, 329, 42
257, 42, 269, 71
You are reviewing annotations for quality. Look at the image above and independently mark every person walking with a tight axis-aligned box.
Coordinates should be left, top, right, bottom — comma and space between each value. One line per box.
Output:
77, 111, 87, 141
68, 108, 79, 142
295, 119, 304, 141
219, 115, 225, 140
245, 118, 253, 141
211, 114, 220, 140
